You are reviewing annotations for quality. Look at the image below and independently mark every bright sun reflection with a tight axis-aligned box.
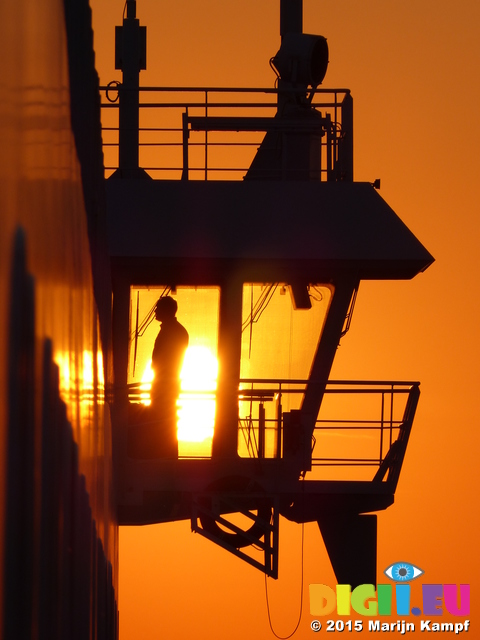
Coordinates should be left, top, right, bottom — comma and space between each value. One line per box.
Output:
140, 364, 154, 406
178, 346, 218, 442
140, 346, 218, 442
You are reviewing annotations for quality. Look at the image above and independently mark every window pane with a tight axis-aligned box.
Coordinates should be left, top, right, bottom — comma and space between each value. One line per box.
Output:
129, 286, 219, 457
240, 284, 333, 385
238, 284, 333, 458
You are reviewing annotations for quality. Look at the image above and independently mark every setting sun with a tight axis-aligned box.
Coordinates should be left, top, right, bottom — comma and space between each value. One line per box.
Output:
140, 345, 218, 444
178, 346, 218, 442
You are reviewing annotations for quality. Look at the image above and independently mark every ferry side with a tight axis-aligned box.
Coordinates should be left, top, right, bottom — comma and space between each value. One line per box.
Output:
0, 0, 117, 637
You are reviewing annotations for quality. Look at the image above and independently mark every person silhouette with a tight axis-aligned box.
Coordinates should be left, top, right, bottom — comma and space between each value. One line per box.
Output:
149, 296, 189, 457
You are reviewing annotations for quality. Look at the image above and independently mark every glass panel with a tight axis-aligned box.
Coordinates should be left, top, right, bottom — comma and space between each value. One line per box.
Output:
238, 284, 333, 458
129, 286, 220, 458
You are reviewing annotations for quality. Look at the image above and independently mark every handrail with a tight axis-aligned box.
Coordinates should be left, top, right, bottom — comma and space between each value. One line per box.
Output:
99, 85, 352, 180
123, 377, 418, 484
236, 379, 419, 485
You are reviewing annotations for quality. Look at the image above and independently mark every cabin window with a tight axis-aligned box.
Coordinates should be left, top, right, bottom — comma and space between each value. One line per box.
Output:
238, 283, 333, 458
128, 286, 220, 457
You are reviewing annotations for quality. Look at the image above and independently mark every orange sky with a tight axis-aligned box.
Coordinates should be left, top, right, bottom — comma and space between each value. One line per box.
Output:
90, 1, 480, 637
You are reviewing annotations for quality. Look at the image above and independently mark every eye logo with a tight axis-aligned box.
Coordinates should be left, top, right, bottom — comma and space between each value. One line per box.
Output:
384, 562, 424, 582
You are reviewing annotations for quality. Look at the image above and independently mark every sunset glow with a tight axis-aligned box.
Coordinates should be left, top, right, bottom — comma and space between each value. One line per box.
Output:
178, 346, 218, 442
140, 345, 218, 442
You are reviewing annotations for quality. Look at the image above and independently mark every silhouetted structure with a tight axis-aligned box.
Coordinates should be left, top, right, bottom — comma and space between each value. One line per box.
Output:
106, 0, 434, 588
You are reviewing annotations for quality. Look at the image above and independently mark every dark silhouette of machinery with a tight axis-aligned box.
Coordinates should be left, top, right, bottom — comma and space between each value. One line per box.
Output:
106, 0, 433, 585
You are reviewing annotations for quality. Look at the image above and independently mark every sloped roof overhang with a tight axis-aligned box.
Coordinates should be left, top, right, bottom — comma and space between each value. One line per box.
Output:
106, 180, 434, 282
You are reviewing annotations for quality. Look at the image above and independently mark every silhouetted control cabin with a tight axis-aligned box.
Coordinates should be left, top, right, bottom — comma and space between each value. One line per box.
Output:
105, 0, 433, 585
107, 177, 432, 579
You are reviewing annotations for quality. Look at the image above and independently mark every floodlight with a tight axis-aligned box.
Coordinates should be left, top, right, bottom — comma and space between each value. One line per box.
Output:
272, 33, 329, 87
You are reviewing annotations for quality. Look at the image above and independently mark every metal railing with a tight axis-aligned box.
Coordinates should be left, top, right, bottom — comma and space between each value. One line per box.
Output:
124, 378, 419, 484
237, 379, 419, 484
100, 85, 352, 180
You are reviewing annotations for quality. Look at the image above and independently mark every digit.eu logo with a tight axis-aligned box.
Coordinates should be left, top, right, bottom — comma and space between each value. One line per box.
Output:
310, 562, 470, 617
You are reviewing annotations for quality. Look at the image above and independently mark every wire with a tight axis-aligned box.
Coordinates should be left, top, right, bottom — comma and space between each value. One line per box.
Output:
340, 285, 359, 338
242, 284, 278, 361
264, 520, 305, 639
133, 290, 140, 376
309, 285, 324, 302
242, 284, 278, 333
106, 80, 121, 103
248, 284, 254, 358
270, 57, 280, 83
130, 286, 171, 340
135, 303, 156, 337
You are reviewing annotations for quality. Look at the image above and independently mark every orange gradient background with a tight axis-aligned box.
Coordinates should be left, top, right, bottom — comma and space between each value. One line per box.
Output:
90, 1, 480, 637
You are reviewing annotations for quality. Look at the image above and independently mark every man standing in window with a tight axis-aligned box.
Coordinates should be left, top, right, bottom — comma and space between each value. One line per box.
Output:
150, 295, 189, 457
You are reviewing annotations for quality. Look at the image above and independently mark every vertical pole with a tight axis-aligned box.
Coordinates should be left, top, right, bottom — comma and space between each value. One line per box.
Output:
280, 0, 303, 38
326, 112, 332, 181
338, 93, 353, 181
126, 0, 136, 19
115, 0, 147, 178
278, 0, 303, 113
379, 392, 385, 466
276, 391, 282, 459
112, 278, 130, 396
204, 90, 208, 181
182, 110, 189, 180
258, 403, 265, 458
389, 384, 394, 447
212, 279, 243, 459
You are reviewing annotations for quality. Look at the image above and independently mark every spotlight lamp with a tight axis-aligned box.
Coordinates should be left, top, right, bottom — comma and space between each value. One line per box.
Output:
272, 33, 329, 87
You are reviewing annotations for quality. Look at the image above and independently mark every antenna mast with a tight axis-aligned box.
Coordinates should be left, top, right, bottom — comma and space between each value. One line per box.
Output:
113, 0, 148, 178
280, 0, 303, 37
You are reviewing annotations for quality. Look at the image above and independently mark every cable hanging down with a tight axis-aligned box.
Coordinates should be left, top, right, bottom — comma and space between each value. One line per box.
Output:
264, 522, 305, 639
131, 286, 172, 376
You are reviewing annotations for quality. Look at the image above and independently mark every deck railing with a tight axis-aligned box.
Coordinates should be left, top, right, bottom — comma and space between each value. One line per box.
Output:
237, 379, 419, 484
126, 378, 419, 484
100, 85, 352, 180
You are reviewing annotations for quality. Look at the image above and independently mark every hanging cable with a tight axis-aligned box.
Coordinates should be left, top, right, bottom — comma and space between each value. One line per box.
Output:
243, 284, 278, 362
133, 301, 156, 338
242, 284, 278, 333
248, 283, 254, 358
254, 284, 278, 325
270, 57, 280, 86
130, 286, 171, 340
133, 290, 140, 376
264, 521, 305, 639
130, 287, 172, 377
308, 285, 324, 302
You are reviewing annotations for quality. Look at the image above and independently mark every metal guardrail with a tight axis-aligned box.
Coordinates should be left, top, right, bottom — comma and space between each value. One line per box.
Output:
100, 85, 352, 180
237, 379, 419, 485
126, 378, 418, 484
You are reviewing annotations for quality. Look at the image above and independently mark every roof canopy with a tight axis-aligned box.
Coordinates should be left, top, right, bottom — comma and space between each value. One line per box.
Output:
107, 180, 434, 282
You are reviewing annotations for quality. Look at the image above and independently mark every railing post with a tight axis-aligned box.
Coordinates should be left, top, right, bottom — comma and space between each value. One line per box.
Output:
258, 402, 266, 459
276, 389, 282, 459
326, 112, 333, 181
204, 90, 208, 180
181, 109, 189, 181
337, 92, 353, 181
379, 391, 385, 466
389, 384, 394, 447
